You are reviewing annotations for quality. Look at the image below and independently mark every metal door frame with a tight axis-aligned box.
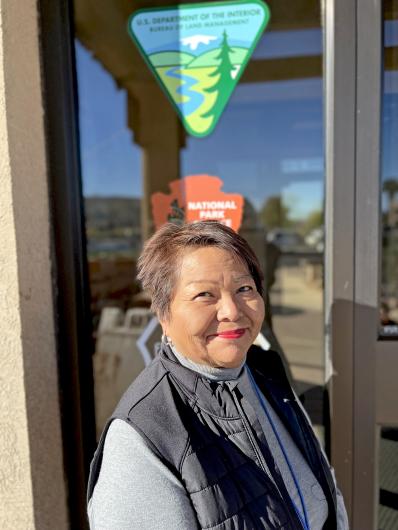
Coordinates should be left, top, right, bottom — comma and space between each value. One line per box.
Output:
325, 0, 398, 528
324, 0, 356, 520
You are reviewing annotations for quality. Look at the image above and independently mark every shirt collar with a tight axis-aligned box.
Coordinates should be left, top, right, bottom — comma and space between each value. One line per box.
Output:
170, 344, 245, 382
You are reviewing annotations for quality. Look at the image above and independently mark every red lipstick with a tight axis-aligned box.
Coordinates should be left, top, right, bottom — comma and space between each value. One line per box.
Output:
216, 328, 246, 339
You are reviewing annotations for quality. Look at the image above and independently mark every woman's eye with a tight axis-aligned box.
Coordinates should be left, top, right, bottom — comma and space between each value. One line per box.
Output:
238, 285, 254, 293
195, 291, 212, 299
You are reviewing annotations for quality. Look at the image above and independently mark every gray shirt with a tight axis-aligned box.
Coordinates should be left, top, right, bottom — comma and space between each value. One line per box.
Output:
88, 351, 349, 529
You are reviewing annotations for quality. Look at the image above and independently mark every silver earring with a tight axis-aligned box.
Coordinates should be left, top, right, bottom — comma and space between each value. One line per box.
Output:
161, 334, 173, 346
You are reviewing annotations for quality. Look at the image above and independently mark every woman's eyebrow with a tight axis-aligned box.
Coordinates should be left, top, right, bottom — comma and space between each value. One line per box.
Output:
185, 280, 218, 286
185, 275, 252, 286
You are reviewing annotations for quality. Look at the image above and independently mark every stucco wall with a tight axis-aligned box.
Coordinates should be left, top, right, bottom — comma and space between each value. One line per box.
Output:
0, 1, 68, 528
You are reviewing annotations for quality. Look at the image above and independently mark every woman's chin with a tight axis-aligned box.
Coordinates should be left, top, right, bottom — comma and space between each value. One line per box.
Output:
208, 344, 248, 368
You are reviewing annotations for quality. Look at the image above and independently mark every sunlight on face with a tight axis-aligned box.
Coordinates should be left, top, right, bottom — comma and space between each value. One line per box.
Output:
160, 247, 265, 368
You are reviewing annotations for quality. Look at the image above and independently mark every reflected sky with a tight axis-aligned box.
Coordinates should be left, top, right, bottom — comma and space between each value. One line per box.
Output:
76, 41, 142, 198
382, 17, 398, 212
181, 74, 323, 215
253, 28, 321, 59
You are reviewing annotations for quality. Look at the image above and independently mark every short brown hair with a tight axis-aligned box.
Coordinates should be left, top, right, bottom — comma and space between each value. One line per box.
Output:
137, 221, 264, 321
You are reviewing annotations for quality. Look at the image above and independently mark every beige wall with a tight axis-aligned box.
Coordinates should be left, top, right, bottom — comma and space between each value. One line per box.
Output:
0, 1, 68, 528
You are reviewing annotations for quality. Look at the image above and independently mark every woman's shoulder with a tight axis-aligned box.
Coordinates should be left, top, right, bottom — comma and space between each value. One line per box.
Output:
108, 354, 191, 463
104, 418, 149, 454
113, 354, 169, 418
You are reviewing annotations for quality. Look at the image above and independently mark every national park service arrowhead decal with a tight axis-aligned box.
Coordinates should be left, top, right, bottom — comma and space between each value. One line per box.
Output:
151, 175, 244, 231
128, 0, 270, 137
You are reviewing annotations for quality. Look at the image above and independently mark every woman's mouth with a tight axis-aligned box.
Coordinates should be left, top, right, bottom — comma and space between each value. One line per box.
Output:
214, 328, 246, 339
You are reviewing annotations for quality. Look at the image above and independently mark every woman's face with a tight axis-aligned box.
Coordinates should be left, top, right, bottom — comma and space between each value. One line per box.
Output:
160, 247, 265, 368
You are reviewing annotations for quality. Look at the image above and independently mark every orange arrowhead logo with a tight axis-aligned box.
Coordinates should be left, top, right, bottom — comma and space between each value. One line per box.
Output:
151, 175, 244, 231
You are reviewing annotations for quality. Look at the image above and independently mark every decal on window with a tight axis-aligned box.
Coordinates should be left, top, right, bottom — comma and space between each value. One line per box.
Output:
128, 0, 270, 137
151, 174, 244, 231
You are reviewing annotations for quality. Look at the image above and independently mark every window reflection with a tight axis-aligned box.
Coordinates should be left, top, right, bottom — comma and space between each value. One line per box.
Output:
74, 0, 327, 440
381, 1, 398, 338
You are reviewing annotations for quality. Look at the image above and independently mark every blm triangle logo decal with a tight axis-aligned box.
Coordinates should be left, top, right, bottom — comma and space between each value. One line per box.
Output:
128, 0, 270, 137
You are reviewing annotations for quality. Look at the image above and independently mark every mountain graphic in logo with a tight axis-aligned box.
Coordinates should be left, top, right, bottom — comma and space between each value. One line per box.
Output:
128, 1, 270, 137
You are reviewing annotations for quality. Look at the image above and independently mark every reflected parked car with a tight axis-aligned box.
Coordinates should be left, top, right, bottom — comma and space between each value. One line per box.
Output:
266, 229, 307, 252
305, 228, 324, 252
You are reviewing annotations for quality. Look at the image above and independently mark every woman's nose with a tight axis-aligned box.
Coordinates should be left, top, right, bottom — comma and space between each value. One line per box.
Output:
217, 295, 241, 321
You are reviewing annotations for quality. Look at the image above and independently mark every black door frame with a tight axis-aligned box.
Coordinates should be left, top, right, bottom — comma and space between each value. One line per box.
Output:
39, 1, 96, 528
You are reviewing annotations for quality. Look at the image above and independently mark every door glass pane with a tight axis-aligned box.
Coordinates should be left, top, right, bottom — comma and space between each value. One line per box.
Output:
381, 0, 398, 338
73, 0, 327, 442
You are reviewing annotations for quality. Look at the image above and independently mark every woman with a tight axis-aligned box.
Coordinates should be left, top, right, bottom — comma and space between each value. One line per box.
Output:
87, 221, 348, 530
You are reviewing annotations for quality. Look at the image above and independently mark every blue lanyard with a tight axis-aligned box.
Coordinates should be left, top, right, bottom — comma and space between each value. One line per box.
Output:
247, 368, 310, 530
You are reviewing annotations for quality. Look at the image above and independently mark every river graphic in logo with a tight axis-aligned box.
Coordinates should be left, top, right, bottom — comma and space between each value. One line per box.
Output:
128, 1, 270, 137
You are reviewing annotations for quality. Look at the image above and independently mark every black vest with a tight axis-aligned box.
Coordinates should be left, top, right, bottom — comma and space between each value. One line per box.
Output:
88, 345, 337, 529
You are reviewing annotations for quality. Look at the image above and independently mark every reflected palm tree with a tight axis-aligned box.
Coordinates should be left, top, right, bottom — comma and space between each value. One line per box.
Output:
383, 178, 398, 201
383, 178, 398, 226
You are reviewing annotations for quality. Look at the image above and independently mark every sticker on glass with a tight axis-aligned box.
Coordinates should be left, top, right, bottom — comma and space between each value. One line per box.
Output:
151, 175, 244, 231
128, 1, 270, 137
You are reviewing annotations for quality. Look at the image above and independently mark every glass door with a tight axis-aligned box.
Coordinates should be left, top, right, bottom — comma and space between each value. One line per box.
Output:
73, 0, 329, 449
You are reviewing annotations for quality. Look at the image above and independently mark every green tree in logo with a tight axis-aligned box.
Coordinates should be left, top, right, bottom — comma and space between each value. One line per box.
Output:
203, 30, 235, 120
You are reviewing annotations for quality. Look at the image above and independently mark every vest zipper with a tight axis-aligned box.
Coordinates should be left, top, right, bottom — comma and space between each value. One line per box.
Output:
228, 385, 280, 491
228, 383, 305, 530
